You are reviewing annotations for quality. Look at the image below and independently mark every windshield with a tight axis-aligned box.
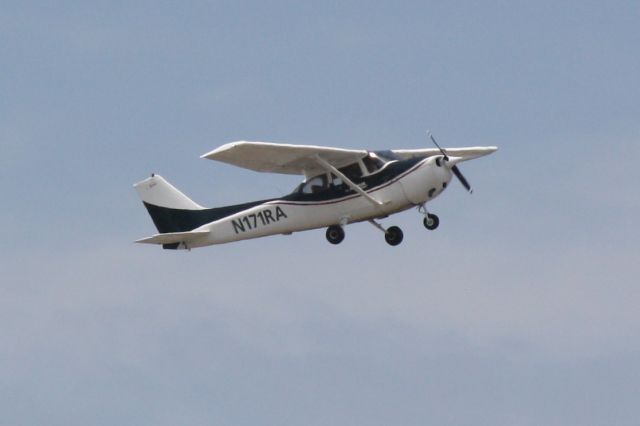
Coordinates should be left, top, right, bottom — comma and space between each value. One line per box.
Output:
362, 151, 398, 175
373, 150, 400, 161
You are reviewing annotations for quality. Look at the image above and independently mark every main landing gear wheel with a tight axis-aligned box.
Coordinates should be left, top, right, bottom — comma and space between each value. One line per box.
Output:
326, 225, 345, 244
384, 226, 403, 246
423, 213, 439, 230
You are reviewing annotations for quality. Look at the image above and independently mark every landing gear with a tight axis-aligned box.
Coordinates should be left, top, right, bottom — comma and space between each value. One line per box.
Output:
326, 225, 345, 244
384, 226, 403, 246
418, 204, 439, 230
369, 219, 403, 246
423, 213, 439, 230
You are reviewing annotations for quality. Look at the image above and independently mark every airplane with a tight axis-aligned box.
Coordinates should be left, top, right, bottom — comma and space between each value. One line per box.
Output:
134, 136, 497, 249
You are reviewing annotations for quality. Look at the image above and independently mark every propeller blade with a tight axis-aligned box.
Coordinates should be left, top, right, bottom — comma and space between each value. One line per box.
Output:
452, 165, 473, 193
428, 131, 473, 193
428, 132, 448, 160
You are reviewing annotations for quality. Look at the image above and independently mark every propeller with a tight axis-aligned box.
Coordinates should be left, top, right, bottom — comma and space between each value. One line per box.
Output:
428, 132, 473, 193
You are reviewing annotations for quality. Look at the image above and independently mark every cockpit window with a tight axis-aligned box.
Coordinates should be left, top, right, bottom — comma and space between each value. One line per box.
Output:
295, 151, 400, 195
299, 174, 328, 194
338, 162, 362, 180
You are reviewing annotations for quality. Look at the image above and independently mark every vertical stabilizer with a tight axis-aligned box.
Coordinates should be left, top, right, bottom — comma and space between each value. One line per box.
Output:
133, 174, 204, 210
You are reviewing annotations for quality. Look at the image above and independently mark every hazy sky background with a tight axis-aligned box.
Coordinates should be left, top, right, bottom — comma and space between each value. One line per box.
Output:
2, 1, 639, 425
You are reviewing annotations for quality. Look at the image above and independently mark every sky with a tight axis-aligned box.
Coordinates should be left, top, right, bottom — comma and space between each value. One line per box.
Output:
2, 1, 640, 424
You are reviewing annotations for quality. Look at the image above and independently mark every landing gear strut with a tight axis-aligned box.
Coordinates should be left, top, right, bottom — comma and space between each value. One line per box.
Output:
326, 225, 345, 244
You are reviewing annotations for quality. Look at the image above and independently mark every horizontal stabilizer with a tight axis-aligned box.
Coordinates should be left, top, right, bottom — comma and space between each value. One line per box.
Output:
135, 230, 210, 245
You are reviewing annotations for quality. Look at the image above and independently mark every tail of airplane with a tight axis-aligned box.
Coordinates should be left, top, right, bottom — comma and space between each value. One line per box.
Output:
134, 174, 204, 211
134, 174, 267, 244
133, 174, 209, 237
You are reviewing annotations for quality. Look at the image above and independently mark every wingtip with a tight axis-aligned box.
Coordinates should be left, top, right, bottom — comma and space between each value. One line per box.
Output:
201, 148, 218, 159
201, 140, 244, 159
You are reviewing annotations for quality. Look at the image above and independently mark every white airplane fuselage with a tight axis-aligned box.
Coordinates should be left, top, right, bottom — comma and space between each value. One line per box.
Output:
184, 156, 451, 248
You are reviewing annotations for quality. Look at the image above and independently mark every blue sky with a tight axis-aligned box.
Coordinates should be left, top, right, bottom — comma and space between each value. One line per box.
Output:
2, 1, 639, 425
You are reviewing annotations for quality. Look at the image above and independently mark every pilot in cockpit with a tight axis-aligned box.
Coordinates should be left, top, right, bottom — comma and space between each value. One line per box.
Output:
299, 174, 328, 194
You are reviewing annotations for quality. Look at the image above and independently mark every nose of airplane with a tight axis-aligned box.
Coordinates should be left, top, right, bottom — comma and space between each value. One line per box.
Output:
443, 156, 465, 166
442, 156, 473, 193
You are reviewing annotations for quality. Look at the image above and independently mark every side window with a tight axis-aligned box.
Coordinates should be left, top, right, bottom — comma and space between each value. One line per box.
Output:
301, 175, 328, 194
338, 162, 362, 179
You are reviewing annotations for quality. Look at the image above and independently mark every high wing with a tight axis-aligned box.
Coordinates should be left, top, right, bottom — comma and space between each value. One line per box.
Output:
201, 141, 367, 176
392, 146, 498, 163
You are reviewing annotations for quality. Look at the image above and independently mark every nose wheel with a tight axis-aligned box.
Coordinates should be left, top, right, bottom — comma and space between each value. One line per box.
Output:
418, 204, 440, 230
423, 213, 439, 230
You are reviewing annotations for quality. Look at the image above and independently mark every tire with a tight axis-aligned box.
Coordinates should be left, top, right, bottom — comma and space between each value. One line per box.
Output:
423, 213, 439, 230
384, 226, 403, 246
326, 225, 345, 244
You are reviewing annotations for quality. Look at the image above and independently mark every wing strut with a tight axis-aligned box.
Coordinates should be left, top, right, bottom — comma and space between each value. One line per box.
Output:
313, 155, 384, 207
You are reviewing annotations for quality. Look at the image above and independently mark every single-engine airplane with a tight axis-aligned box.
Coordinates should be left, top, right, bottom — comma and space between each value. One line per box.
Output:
134, 136, 497, 249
